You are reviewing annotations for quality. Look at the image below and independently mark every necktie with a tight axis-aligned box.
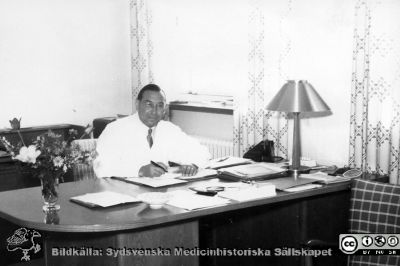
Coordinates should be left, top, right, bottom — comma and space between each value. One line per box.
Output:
147, 128, 153, 148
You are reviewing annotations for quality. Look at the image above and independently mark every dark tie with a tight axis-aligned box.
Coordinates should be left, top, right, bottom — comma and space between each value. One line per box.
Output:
147, 128, 153, 148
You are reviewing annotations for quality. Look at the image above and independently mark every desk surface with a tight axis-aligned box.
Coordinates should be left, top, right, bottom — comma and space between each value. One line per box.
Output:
0, 177, 351, 233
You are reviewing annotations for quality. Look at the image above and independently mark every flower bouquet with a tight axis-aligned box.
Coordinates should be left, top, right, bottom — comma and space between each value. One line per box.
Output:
0, 127, 94, 211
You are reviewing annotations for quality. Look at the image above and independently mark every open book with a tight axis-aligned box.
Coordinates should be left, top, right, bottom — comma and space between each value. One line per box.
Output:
218, 162, 288, 182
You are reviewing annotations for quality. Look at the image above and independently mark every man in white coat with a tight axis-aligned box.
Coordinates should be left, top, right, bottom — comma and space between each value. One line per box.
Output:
94, 84, 211, 178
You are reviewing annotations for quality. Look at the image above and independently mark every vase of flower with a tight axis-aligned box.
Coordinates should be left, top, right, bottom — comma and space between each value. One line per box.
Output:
40, 175, 60, 211
0, 128, 95, 212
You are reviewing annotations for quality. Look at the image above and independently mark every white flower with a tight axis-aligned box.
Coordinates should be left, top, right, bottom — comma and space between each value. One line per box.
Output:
53, 156, 64, 167
15, 145, 41, 164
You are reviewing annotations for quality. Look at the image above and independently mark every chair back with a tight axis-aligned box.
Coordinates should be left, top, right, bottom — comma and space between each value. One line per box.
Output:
348, 179, 400, 266
71, 139, 98, 180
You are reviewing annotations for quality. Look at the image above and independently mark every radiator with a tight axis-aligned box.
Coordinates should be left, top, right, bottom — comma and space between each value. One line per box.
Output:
193, 136, 234, 159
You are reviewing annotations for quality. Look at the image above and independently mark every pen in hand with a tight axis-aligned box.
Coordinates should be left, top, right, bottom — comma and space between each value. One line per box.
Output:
150, 161, 168, 172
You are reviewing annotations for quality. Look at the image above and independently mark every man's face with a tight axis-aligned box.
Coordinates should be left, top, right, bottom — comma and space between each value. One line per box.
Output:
136, 90, 166, 128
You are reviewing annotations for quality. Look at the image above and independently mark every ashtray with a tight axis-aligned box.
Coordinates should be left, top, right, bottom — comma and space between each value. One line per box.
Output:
137, 192, 172, 209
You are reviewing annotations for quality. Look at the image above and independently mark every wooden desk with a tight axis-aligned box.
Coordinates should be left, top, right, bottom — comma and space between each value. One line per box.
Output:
0, 178, 351, 266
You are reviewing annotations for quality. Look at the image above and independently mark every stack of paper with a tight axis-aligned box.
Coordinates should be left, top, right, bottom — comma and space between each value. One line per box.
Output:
218, 162, 287, 181
70, 191, 140, 208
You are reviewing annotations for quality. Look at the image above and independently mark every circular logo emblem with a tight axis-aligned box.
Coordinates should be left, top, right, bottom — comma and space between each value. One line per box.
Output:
387, 236, 399, 247
374, 236, 386, 247
362, 236, 373, 247
341, 236, 358, 253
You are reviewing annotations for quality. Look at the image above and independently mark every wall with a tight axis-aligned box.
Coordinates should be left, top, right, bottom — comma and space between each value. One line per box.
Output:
284, 0, 354, 166
147, 0, 355, 167
170, 109, 233, 141
0, 0, 132, 129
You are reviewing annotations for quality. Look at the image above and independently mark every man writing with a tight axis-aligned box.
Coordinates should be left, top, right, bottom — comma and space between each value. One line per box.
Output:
94, 84, 211, 178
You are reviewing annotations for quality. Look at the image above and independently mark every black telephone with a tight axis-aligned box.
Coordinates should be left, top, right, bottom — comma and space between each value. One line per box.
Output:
243, 140, 283, 163
328, 167, 362, 178
329, 167, 351, 176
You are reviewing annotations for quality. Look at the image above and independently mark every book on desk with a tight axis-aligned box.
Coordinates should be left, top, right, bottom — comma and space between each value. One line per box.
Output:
217, 162, 289, 182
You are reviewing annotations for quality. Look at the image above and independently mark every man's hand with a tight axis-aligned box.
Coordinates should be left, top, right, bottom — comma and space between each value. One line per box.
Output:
139, 162, 167, 177
179, 164, 198, 176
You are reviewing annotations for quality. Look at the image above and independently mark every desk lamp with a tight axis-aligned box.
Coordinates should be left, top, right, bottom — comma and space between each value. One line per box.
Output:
266, 80, 330, 180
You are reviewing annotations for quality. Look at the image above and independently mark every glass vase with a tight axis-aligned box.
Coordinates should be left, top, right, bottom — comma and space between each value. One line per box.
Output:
43, 209, 60, 224
41, 176, 60, 212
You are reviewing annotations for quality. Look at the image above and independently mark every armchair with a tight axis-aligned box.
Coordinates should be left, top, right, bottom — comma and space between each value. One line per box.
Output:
305, 178, 400, 266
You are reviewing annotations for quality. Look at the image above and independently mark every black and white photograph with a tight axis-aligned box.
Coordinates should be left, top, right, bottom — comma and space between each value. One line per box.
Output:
0, 0, 399, 265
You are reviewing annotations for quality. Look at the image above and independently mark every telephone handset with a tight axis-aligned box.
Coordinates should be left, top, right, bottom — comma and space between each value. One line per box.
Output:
329, 167, 362, 178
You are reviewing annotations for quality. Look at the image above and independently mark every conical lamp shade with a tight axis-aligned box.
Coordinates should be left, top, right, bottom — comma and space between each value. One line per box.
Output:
266, 80, 330, 113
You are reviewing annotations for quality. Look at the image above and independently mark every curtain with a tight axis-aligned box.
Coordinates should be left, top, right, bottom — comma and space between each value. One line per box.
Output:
349, 0, 400, 184
130, 0, 154, 112
233, 0, 290, 158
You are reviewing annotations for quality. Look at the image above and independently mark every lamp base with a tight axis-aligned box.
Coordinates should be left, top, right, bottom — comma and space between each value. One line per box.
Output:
284, 166, 312, 180
282, 165, 311, 172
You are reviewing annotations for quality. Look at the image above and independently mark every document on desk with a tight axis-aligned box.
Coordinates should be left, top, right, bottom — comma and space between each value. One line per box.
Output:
218, 162, 288, 182
282, 184, 322, 192
300, 172, 351, 184
205, 156, 252, 170
121, 174, 188, 188
264, 177, 317, 190
176, 169, 218, 181
218, 184, 276, 202
111, 169, 218, 187
70, 191, 140, 208
167, 190, 230, 210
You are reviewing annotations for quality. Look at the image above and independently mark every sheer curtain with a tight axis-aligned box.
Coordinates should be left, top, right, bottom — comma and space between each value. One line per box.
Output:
349, 0, 400, 184
233, 0, 291, 158
130, 0, 154, 110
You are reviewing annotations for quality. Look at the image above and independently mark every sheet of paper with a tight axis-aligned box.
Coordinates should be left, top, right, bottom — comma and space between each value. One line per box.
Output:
205, 156, 252, 169
265, 177, 317, 190
167, 190, 230, 210
125, 176, 187, 187
70, 191, 140, 207
300, 172, 350, 184
283, 184, 322, 192
176, 168, 218, 181
218, 184, 276, 202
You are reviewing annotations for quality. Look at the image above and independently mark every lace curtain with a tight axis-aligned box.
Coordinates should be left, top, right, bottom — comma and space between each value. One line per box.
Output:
349, 0, 400, 184
233, 0, 290, 158
130, 0, 154, 110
